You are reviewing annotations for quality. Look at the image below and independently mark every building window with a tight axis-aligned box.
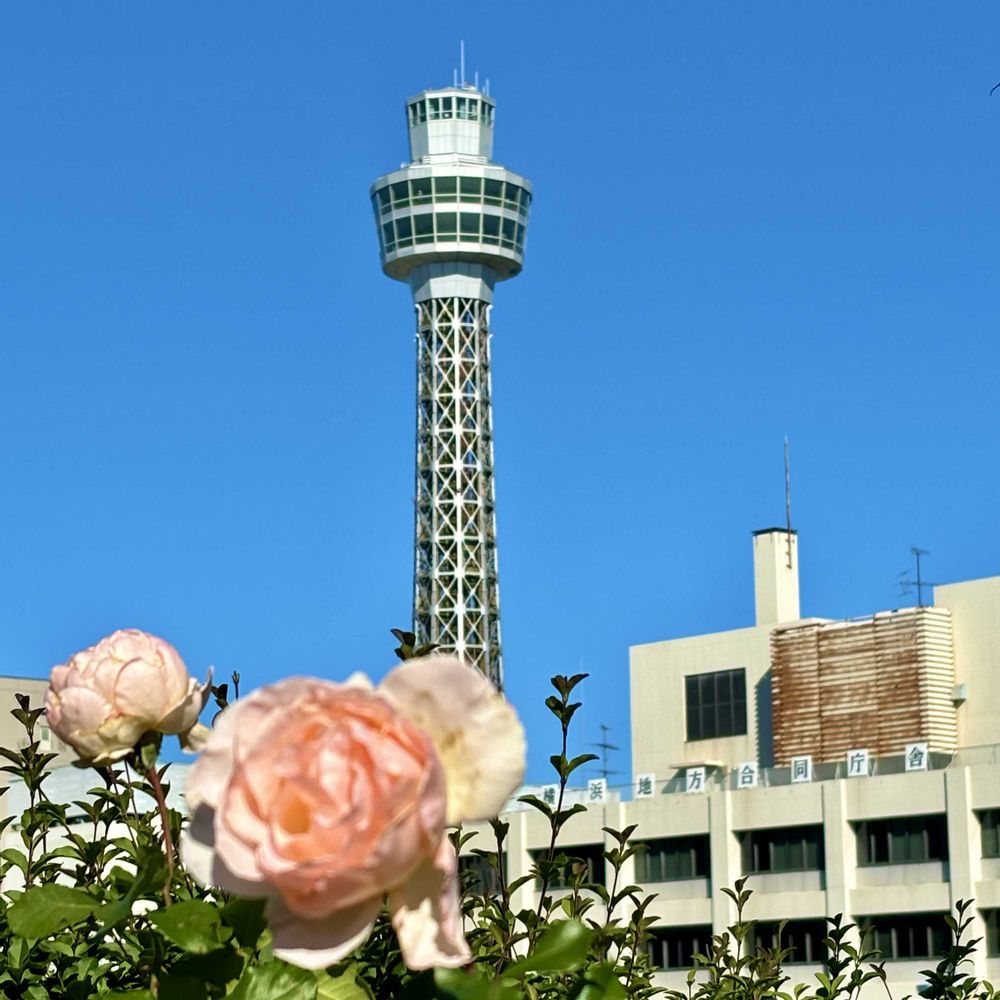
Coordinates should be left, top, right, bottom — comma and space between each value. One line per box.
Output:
634, 835, 709, 882
530, 844, 605, 889
459, 853, 507, 895
861, 913, 950, 960
646, 926, 713, 970
751, 920, 827, 964
855, 815, 948, 866
685, 668, 747, 742
978, 809, 1000, 858
984, 910, 1000, 957
740, 825, 824, 873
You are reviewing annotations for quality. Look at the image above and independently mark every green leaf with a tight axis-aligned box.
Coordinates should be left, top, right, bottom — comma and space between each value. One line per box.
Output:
158, 975, 209, 1000
434, 969, 519, 1000
504, 920, 593, 975
576, 964, 628, 1000
222, 895, 269, 948
104, 992, 155, 1000
148, 898, 232, 954
228, 960, 318, 1000
6, 935, 31, 970
316, 965, 376, 1000
7, 884, 101, 937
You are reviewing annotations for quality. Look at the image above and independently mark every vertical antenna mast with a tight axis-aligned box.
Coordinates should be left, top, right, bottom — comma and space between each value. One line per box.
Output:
460, 40, 465, 87
912, 546, 929, 607
784, 435, 793, 569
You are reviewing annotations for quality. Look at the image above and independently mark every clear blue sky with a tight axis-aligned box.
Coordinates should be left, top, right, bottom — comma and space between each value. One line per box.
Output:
2, 3, 998, 784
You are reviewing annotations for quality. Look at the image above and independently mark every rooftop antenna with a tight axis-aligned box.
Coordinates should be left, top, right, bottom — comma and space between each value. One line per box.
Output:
453, 67, 458, 88
460, 40, 465, 87
474, 70, 479, 91
784, 435, 793, 569
591, 724, 621, 783
898, 546, 938, 607
484, 77, 490, 96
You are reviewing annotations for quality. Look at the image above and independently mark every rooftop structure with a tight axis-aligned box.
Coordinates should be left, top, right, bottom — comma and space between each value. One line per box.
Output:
370, 83, 532, 686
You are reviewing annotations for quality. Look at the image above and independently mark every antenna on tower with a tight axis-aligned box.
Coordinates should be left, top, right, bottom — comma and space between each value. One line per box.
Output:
453, 67, 458, 88
784, 435, 793, 569
460, 40, 466, 87
484, 77, 490, 96
474, 70, 479, 91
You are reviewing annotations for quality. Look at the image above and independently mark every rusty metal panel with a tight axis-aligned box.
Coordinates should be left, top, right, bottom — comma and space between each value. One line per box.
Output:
771, 608, 956, 765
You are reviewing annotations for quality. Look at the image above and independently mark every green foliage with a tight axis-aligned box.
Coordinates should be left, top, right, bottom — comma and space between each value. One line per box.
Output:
0, 644, 998, 1000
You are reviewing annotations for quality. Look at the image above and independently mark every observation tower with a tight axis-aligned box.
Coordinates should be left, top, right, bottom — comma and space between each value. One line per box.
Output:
370, 82, 531, 687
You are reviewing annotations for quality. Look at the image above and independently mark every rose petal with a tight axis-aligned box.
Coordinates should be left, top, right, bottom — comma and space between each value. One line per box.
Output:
388, 838, 470, 970
157, 674, 212, 734
179, 722, 211, 753
379, 655, 526, 823
180, 804, 275, 896
268, 894, 382, 971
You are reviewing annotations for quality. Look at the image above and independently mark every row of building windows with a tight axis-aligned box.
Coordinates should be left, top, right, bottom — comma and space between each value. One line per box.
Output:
408, 94, 494, 126
377, 211, 527, 256
560, 812, 997, 888
645, 912, 1000, 969
374, 176, 531, 217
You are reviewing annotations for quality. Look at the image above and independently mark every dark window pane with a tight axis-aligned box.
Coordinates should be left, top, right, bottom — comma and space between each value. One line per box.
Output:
434, 176, 457, 198
646, 926, 713, 970
436, 212, 457, 235
391, 181, 409, 204
981, 810, 1000, 858
985, 910, 1000, 956
460, 212, 479, 235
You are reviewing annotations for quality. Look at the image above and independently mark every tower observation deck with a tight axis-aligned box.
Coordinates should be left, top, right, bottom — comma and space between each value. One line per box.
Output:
370, 84, 531, 688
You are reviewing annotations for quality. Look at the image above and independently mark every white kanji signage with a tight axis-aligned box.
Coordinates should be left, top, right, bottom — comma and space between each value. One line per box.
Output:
540, 784, 558, 807
791, 755, 812, 783
905, 742, 929, 772
587, 778, 607, 803
685, 767, 706, 793
736, 761, 758, 789
634, 773, 656, 798
847, 748, 869, 778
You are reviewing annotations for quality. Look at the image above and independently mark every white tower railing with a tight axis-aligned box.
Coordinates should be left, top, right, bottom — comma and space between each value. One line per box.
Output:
370, 85, 531, 688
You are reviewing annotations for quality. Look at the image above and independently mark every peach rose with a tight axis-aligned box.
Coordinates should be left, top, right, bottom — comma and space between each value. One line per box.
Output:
46, 629, 211, 763
180, 656, 526, 970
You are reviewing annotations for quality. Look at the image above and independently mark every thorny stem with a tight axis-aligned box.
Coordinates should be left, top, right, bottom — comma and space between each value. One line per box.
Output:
146, 764, 175, 907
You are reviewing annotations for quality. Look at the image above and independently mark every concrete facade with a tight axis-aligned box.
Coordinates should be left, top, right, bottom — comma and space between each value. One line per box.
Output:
464, 531, 1000, 995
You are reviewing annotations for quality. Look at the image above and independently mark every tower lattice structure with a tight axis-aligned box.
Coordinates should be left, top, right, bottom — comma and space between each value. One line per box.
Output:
371, 84, 531, 687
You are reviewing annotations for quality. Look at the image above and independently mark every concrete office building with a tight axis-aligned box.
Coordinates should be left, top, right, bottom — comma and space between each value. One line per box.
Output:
370, 80, 532, 688
463, 530, 1000, 994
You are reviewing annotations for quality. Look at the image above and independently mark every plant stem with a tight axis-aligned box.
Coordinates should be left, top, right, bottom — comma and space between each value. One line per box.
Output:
146, 764, 175, 907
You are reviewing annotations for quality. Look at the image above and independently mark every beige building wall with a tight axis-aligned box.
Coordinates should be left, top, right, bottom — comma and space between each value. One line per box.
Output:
934, 576, 1000, 749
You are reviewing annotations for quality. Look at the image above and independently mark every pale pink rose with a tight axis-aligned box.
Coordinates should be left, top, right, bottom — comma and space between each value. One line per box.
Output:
46, 629, 211, 763
181, 656, 526, 971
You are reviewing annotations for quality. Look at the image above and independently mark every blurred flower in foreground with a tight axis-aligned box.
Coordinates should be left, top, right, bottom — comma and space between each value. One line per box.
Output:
180, 656, 526, 970
46, 628, 211, 763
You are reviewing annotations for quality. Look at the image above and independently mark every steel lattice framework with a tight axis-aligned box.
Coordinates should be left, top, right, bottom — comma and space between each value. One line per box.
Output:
414, 298, 502, 685
370, 83, 531, 688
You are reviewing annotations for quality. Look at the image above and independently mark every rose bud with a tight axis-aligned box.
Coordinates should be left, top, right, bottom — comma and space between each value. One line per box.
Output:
46, 629, 211, 764
180, 656, 526, 970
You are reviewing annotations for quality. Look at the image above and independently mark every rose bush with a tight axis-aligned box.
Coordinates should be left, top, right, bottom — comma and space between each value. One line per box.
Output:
45, 628, 211, 763
180, 655, 526, 970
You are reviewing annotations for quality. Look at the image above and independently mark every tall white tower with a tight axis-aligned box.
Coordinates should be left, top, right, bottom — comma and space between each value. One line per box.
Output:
371, 84, 531, 687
